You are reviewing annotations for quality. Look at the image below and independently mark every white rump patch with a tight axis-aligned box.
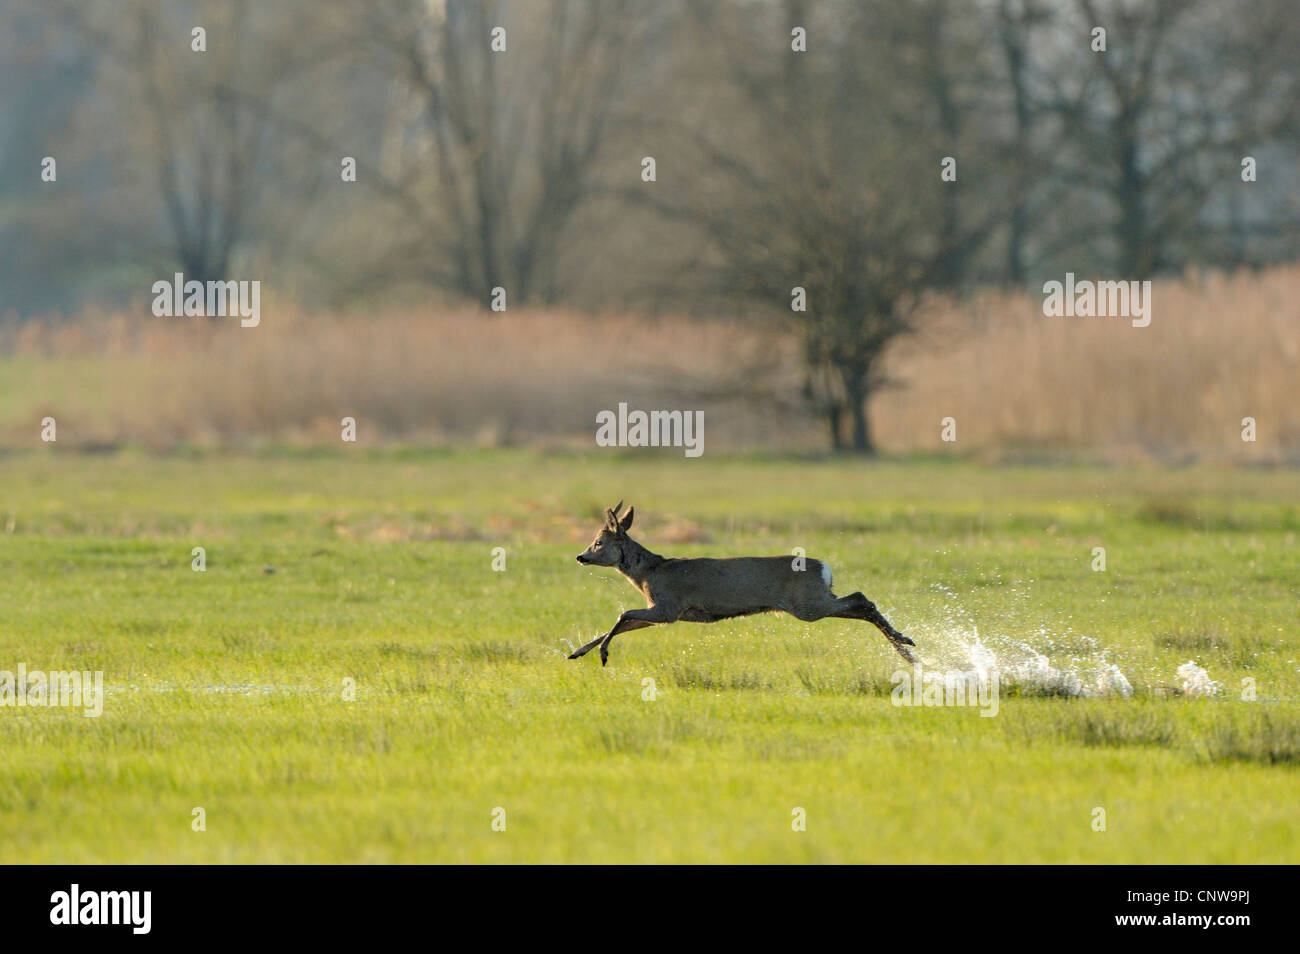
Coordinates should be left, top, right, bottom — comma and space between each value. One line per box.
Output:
820, 562, 832, 589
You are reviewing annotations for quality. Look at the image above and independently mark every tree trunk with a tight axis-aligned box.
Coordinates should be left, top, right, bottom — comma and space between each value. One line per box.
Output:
842, 365, 874, 455
849, 397, 873, 455
999, 0, 1034, 286
827, 405, 844, 451
1116, 115, 1156, 278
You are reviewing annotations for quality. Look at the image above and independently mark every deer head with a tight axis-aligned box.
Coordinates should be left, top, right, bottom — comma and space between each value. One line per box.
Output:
576, 500, 635, 566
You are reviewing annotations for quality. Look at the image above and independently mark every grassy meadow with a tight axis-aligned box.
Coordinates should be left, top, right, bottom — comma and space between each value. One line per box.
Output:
0, 448, 1297, 863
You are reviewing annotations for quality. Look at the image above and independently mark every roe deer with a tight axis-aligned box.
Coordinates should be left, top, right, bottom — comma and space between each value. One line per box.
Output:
570, 501, 916, 666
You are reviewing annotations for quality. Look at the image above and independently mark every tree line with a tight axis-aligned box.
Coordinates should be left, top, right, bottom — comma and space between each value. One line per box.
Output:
2, 0, 1298, 451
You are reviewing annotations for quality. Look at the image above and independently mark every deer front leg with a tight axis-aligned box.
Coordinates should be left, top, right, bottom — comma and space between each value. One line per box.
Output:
599, 616, 655, 666
567, 614, 653, 662
568, 635, 606, 660
600, 605, 681, 665
569, 606, 676, 666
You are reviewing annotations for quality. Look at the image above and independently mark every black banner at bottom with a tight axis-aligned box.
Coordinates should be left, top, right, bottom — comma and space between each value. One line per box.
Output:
0, 864, 1271, 942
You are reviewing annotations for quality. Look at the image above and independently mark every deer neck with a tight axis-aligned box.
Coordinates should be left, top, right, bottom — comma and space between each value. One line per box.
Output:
617, 538, 664, 591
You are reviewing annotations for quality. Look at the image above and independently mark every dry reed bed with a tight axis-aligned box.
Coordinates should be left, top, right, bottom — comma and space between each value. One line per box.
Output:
1, 267, 1296, 457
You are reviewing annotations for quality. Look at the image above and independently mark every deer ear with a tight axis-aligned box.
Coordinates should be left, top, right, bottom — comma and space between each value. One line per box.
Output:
619, 506, 634, 533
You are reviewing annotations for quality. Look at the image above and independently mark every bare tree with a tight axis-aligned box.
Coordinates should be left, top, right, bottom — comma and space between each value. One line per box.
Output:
632, 1, 995, 453
993, 0, 1057, 284
54, 0, 348, 286
1044, 0, 1300, 276
356, 0, 655, 305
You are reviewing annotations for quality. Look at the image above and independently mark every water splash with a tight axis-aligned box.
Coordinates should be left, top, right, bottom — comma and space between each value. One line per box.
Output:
906, 582, 1133, 697
1175, 661, 1222, 697
910, 622, 1133, 698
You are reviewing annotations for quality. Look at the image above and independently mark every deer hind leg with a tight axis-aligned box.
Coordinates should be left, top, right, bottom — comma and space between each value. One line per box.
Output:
832, 592, 917, 663
788, 592, 848, 622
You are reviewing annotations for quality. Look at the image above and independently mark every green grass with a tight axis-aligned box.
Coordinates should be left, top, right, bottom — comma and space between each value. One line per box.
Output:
0, 448, 1297, 862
